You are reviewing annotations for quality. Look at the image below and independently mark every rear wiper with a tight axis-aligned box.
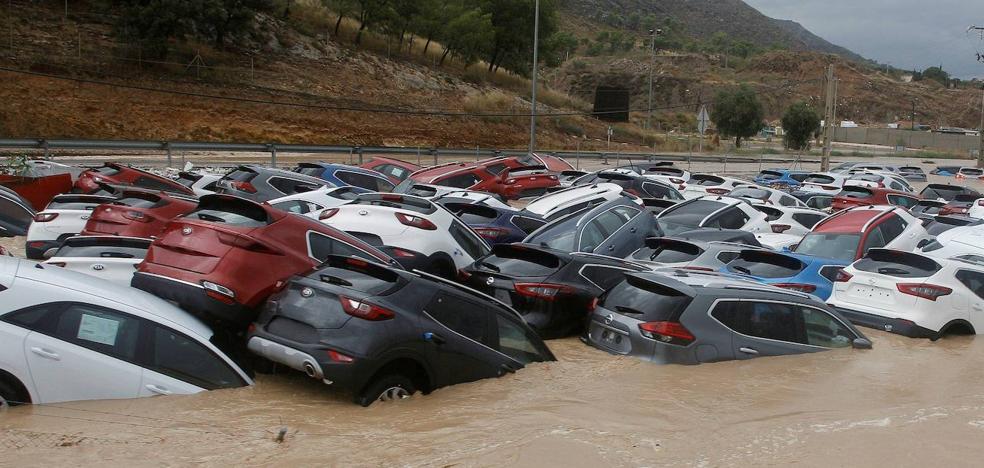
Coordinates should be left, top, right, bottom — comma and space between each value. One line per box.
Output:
615, 305, 645, 315
197, 213, 225, 222
100, 252, 135, 259
878, 267, 910, 275
480, 261, 500, 272
731, 266, 752, 275
319, 275, 353, 287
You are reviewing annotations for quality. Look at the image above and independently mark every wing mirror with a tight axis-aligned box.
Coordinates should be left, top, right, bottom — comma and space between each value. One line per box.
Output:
916, 239, 930, 249
42, 247, 59, 260
852, 337, 873, 349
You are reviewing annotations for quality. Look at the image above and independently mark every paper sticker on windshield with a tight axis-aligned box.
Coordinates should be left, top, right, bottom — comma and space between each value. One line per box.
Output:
77, 313, 120, 346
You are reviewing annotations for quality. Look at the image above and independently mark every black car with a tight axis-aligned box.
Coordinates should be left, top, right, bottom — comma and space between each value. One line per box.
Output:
910, 199, 947, 218
919, 184, 980, 202
462, 243, 648, 339
574, 171, 684, 200
438, 201, 547, 245
247, 255, 555, 406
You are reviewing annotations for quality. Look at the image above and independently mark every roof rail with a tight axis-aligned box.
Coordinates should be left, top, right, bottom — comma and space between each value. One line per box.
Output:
721, 283, 812, 299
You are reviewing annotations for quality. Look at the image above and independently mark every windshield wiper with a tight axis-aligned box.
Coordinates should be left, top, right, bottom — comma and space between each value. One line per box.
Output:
480, 261, 500, 272
731, 265, 752, 275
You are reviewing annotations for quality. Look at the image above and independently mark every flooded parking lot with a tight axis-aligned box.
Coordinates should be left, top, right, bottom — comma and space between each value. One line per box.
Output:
3, 332, 984, 466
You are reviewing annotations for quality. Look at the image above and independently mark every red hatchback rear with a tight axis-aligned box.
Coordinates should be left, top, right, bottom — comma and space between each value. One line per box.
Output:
359, 157, 421, 184
131, 194, 396, 327
406, 158, 559, 199
832, 186, 919, 212
81, 190, 198, 239
75, 163, 194, 196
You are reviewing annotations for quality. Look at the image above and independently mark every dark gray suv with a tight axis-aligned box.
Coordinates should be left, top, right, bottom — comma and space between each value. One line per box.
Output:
584, 270, 871, 364
214, 165, 329, 202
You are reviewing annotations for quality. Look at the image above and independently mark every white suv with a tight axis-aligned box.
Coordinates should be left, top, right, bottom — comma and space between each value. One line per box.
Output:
25, 194, 116, 260
0, 257, 251, 406
523, 183, 628, 221
267, 186, 364, 219
43, 236, 151, 286
655, 196, 772, 236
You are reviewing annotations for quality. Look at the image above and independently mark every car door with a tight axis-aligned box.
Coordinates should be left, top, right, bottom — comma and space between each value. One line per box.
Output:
420, 292, 521, 385
712, 300, 818, 359
20, 303, 143, 403
138, 323, 247, 397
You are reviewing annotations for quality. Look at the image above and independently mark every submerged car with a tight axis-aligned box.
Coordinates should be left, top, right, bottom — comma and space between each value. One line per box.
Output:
461, 243, 647, 338
440, 202, 546, 245
74, 163, 194, 196
828, 249, 984, 339
724, 249, 848, 300
584, 269, 870, 364
0, 256, 252, 406
81, 190, 198, 239
247, 256, 555, 406
25, 194, 115, 259
792, 205, 930, 263
294, 162, 396, 192
43, 236, 151, 286
213, 165, 330, 202
628, 236, 767, 271
524, 197, 654, 258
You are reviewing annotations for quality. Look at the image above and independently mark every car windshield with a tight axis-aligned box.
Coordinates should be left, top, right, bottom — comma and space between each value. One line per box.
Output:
794, 233, 860, 261
477, 248, 563, 277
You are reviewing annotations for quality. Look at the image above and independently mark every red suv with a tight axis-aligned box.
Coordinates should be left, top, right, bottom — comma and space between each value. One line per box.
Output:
359, 157, 421, 184
402, 157, 559, 199
831, 186, 920, 212
81, 190, 198, 239
131, 195, 396, 327
75, 163, 195, 196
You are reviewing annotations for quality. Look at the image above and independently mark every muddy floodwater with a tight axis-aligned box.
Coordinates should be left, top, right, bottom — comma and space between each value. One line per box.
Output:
4, 332, 984, 466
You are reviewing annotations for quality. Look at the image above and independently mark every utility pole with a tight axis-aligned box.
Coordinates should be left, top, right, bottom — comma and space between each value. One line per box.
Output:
978, 85, 984, 168
646, 29, 663, 131
821, 64, 837, 172
528, 0, 540, 155
911, 99, 917, 130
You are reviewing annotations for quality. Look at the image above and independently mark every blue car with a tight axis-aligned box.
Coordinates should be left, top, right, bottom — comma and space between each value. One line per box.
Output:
295, 162, 395, 192
721, 249, 848, 300
439, 200, 547, 245
754, 169, 811, 190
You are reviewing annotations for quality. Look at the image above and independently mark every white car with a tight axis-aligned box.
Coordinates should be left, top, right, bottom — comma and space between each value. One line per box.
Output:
655, 196, 772, 236
43, 236, 150, 286
25, 194, 116, 260
682, 174, 753, 199
429, 190, 512, 210
828, 249, 984, 339
175, 171, 223, 196
628, 166, 690, 192
319, 193, 491, 274
797, 172, 849, 196
969, 198, 984, 219
754, 232, 804, 250
267, 186, 363, 219
750, 203, 828, 237
956, 167, 984, 179
523, 183, 628, 221
845, 171, 913, 193
729, 186, 808, 208
920, 224, 984, 258
398, 182, 509, 207
0, 256, 252, 406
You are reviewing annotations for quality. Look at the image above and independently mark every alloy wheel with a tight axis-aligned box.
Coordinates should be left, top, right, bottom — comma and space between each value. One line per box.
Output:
377, 386, 410, 402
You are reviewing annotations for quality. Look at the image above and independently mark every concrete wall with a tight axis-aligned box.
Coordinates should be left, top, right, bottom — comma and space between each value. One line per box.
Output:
834, 127, 980, 153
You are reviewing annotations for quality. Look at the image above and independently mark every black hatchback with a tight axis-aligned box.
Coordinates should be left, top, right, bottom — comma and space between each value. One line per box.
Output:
461, 243, 648, 339
247, 256, 555, 406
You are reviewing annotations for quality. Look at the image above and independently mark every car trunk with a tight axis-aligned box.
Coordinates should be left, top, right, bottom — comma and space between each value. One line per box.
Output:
839, 250, 939, 312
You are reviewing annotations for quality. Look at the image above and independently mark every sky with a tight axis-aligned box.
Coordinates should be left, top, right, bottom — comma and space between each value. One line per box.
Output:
744, 0, 984, 79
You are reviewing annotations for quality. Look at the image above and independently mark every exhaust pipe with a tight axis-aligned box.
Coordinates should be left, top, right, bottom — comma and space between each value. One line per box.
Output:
303, 362, 317, 378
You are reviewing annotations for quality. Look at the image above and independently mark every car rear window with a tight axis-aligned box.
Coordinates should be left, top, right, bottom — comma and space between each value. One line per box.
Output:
446, 203, 499, 224
294, 164, 326, 177
642, 182, 682, 200
961, 168, 984, 176
478, 245, 565, 277
176, 172, 202, 188
691, 175, 725, 186
657, 199, 727, 235
840, 186, 873, 199
54, 238, 151, 259
853, 249, 941, 278
510, 216, 546, 234
804, 175, 835, 184
730, 187, 770, 200
603, 274, 692, 322
113, 194, 163, 209
754, 205, 783, 221
757, 170, 782, 180
314, 265, 402, 296
728, 251, 806, 278
46, 196, 110, 210
92, 165, 122, 176
794, 233, 860, 262
632, 240, 703, 263
921, 185, 969, 201
223, 168, 258, 182
187, 197, 269, 227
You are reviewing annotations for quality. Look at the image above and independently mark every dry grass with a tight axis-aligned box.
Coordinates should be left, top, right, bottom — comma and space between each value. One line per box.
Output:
462, 90, 521, 122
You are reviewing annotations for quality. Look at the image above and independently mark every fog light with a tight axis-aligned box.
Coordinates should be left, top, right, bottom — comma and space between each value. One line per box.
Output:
202, 280, 235, 298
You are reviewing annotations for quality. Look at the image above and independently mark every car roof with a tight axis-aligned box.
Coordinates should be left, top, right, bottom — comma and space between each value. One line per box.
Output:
814, 206, 892, 233
524, 183, 622, 213
627, 269, 814, 301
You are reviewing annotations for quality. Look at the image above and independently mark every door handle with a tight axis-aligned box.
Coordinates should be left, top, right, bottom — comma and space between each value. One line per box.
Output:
145, 384, 173, 396
30, 347, 60, 361
630, 227, 637, 233
739, 347, 759, 355
607, 245, 615, 251
423, 332, 446, 345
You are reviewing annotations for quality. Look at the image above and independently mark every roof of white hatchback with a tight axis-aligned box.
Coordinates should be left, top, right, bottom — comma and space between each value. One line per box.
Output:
524, 183, 622, 215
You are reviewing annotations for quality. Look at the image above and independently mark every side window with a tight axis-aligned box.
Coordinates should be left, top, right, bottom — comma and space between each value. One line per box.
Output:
439, 173, 481, 189
595, 210, 628, 236
149, 325, 244, 390
792, 213, 825, 229
862, 227, 887, 253
494, 314, 549, 364
1, 303, 61, 332
579, 220, 609, 252
387, 165, 410, 181
717, 301, 807, 345
308, 232, 377, 263
956, 270, 984, 300
449, 221, 490, 259
778, 195, 799, 207
706, 207, 749, 229
612, 205, 641, 222
53, 304, 141, 362
485, 163, 508, 175
272, 200, 323, 214
887, 195, 916, 209
510, 216, 546, 234
269, 177, 316, 195
800, 307, 855, 348
133, 176, 176, 191
877, 215, 906, 243
335, 171, 374, 189
716, 251, 741, 264
425, 293, 489, 343
580, 265, 632, 290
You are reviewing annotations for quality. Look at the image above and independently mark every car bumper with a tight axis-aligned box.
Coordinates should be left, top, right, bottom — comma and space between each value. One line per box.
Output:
831, 306, 937, 339
246, 334, 361, 391
131, 271, 253, 327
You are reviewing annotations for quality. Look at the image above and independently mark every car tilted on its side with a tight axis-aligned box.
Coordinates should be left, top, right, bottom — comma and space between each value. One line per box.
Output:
74, 163, 194, 196
213, 165, 330, 202
524, 197, 655, 258
247, 256, 554, 406
654, 196, 772, 237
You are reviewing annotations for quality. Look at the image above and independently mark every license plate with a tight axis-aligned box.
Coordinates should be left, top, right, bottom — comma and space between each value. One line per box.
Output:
602, 329, 622, 345
849, 285, 895, 303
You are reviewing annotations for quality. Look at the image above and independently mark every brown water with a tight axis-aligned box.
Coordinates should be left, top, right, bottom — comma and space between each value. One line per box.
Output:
3, 332, 984, 466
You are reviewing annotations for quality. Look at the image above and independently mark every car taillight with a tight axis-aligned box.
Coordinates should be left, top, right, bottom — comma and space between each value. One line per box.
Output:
978, 200, 984, 207
230, 181, 257, 193
202, 280, 237, 304
638, 321, 694, 345
395, 212, 437, 230
773, 283, 817, 293
670, 178, 685, 185
897, 283, 952, 301
247, 323, 257, 334
514, 282, 575, 301
505, 178, 517, 184
587, 297, 599, 313
216, 231, 282, 255
457, 269, 473, 281
319, 208, 339, 220
27, 241, 47, 249
549, 175, 558, 180
474, 227, 508, 239
388, 247, 417, 258
123, 210, 150, 222
338, 295, 395, 321
706, 188, 729, 195
327, 349, 355, 363
771, 224, 792, 234
834, 270, 853, 282
877, 182, 885, 188
33, 213, 59, 222
380, 194, 404, 202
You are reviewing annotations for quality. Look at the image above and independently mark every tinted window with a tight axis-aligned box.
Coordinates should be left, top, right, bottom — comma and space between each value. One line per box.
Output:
510, 216, 546, 234
717, 301, 804, 344
657, 200, 727, 235
876, 215, 907, 242
485, 163, 508, 175
133, 176, 178, 192
854, 250, 941, 278
920, 185, 967, 201
449, 221, 490, 259
755, 206, 783, 221
956, 270, 984, 300
531, 214, 580, 251
54, 304, 140, 362
804, 175, 835, 184
426, 294, 488, 342
730, 187, 770, 200
47, 198, 108, 210
634, 242, 702, 263
1, 304, 59, 331
642, 182, 683, 200
887, 195, 917, 208
271, 199, 324, 214
223, 169, 257, 182
93, 165, 122, 176
795, 233, 861, 261
728, 253, 805, 278
149, 326, 244, 390
295, 165, 325, 177
579, 219, 608, 252
54, 240, 149, 259
336, 171, 394, 192
757, 171, 782, 180
308, 232, 377, 263
546, 198, 605, 220
602, 276, 692, 322
114, 195, 162, 209
716, 250, 741, 264
479, 249, 563, 277
792, 213, 825, 229
801, 307, 855, 347
581, 265, 634, 290
439, 173, 482, 189
187, 198, 269, 227
789, 173, 810, 183
778, 195, 800, 207
495, 315, 550, 364
807, 196, 833, 210
705, 207, 749, 230
269, 177, 316, 195
840, 187, 873, 199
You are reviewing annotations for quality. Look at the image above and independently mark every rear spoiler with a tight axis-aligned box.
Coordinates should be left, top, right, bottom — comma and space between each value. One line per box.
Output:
490, 243, 570, 266
505, 165, 548, 173
355, 193, 437, 215
624, 272, 697, 298
735, 249, 805, 271
318, 254, 402, 283
674, 229, 763, 247
641, 198, 678, 215
864, 248, 941, 272
643, 237, 703, 255
560, 170, 588, 178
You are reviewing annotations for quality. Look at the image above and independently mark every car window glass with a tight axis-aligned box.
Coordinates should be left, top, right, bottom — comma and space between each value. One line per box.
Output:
791, 213, 825, 229
308, 232, 378, 263
807, 196, 832, 210
580, 265, 633, 290
149, 325, 244, 390
449, 221, 490, 259
579, 219, 608, 252
268, 177, 299, 194
878, 215, 907, 242
795, 233, 861, 262
612, 205, 640, 222
789, 174, 810, 182
956, 270, 984, 300
440, 173, 481, 189
779, 195, 799, 207
495, 315, 549, 364
510, 216, 546, 234
272, 199, 323, 214
725, 301, 806, 344
1, 304, 60, 332
800, 307, 854, 348
705, 207, 748, 230
485, 163, 508, 175
425, 294, 488, 343
716, 251, 740, 264
133, 176, 178, 192
642, 182, 682, 200
54, 304, 140, 362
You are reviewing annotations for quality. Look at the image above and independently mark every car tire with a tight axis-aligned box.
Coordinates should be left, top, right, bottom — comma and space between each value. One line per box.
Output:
0, 377, 25, 409
357, 374, 416, 407
251, 356, 280, 375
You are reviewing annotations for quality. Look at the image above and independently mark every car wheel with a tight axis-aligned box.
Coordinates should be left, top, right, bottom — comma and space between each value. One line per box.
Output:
0, 378, 24, 409
357, 374, 416, 407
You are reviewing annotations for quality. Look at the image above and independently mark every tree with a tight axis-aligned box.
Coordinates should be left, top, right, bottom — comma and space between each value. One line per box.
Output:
481, 0, 558, 75
353, 0, 391, 45
781, 101, 821, 151
710, 85, 764, 148
329, 0, 358, 37
438, 7, 493, 66
920, 66, 950, 87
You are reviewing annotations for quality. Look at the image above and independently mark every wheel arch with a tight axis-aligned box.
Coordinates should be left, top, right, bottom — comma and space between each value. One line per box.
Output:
0, 368, 33, 405
937, 319, 976, 339
360, 352, 435, 396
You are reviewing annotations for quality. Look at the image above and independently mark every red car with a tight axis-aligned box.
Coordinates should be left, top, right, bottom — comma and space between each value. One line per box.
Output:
831, 186, 920, 212
75, 163, 194, 196
131, 194, 396, 327
81, 190, 198, 239
358, 157, 421, 184
404, 157, 560, 199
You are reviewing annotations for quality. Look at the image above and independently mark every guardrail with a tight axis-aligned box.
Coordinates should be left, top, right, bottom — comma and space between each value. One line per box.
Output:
0, 138, 821, 169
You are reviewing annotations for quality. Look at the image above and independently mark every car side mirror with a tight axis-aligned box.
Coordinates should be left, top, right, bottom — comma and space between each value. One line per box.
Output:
42, 247, 59, 260
852, 338, 873, 350
916, 239, 930, 248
